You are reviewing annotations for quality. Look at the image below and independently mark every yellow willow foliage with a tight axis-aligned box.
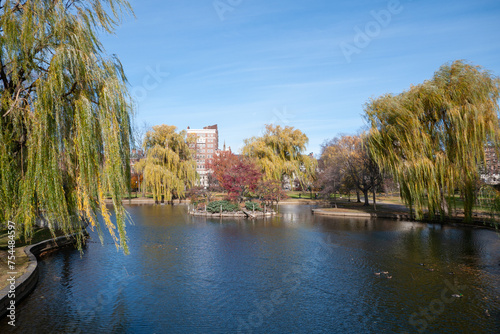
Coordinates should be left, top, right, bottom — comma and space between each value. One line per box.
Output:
137, 125, 197, 203
0, 0, 134, 253
366, 60, 500, 221
242, 124, 317, 187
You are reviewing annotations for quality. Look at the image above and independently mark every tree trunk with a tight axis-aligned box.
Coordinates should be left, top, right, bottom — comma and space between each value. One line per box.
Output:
356, 190, 361, 203
372, 188, 377, 211
363, 190, 369, 206
142, 177, 146, 198
440, 188, 449, 218
463, 183, 474, 223
408, 198, 414, 220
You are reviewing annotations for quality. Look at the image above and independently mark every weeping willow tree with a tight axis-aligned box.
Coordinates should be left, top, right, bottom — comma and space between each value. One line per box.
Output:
242, 124, 317, 189
366, 60, 500, 222
135, 125, 197, 203
0, 0, 134, 253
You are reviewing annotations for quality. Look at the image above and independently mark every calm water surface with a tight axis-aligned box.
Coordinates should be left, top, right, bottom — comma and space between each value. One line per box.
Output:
1, 205, 499, 333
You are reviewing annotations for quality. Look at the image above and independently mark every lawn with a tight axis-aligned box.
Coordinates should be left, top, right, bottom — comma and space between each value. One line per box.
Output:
287, 191, 320, 199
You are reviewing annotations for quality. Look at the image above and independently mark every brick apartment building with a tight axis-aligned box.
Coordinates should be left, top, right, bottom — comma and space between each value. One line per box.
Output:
481, 145, 500, 185
187, 124, 219, 187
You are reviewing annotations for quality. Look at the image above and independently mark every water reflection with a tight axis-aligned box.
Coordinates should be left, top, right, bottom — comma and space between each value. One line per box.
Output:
1, 205, 499, 333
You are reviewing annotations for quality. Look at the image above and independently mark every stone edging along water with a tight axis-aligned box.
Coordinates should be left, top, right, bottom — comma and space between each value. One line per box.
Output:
312, 209, 499, 231
190, 211, 276, 218
0, 233, 81, 319
312, 208, 412, 220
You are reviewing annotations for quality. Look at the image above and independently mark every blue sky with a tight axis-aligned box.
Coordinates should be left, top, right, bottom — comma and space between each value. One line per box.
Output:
101, 0, 500, 155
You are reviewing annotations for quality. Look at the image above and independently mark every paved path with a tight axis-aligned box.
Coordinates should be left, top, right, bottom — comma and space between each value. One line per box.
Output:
375, 200, 410, 213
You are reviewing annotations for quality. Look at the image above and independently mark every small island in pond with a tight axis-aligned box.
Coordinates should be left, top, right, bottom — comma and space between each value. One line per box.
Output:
189, 200, 277, 218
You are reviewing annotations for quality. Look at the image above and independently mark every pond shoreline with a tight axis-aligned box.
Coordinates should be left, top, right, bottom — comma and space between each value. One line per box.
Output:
106, 198, 322, 205
0, 233, 82, 319
112, 198, 499, 231
313, 208, 499, 231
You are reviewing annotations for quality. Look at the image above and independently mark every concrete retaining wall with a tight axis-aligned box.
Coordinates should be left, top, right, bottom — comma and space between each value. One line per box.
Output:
312, 209, 499, 230
0, 234, 80, 319
312, 209, 412, 220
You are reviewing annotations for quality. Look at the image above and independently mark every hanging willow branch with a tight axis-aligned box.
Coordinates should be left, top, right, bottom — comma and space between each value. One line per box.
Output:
366, 60, 500, 222
0, 0, 134, 253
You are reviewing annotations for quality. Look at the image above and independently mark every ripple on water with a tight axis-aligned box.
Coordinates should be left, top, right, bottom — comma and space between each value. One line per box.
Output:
1, 205, 499, 334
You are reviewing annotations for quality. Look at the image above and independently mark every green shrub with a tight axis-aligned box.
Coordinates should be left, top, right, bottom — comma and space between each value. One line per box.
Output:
206, 200, 240, 213
245, 201, 262, 211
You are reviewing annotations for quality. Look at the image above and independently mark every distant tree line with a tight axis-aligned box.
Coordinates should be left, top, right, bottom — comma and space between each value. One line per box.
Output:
134, 124, 314, 207
134, 60, 500, 225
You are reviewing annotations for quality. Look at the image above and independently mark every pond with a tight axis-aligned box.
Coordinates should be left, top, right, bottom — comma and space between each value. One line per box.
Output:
1, 204, 499, 333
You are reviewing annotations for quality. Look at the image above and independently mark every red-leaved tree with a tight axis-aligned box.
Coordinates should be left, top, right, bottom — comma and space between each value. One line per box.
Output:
217, 157, 262, 202
207, 151, 240, 186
